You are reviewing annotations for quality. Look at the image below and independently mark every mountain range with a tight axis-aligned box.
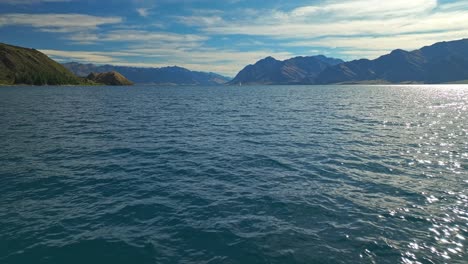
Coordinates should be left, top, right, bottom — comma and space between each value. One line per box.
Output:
316, 39, 468, 84
228, 55, 343, 85
63, 62, 230, 86
2, 38, 468, 86
232, 38, 468, 85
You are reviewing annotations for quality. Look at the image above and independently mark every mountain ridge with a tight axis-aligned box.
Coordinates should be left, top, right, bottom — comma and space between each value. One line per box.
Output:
316, 38, 468, 84
229, 38, 468, 85
63, 62, 230, 86
3, 38, 468, 86
228, 55, 343, 85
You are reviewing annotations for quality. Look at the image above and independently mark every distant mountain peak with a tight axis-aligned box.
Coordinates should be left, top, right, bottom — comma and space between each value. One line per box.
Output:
228, 38, 468, 85
229, 54, 343, 85
390, 49, 407, 54
316, 38, 468, 84
257, 56, 279, 64
63, 62, 230, 85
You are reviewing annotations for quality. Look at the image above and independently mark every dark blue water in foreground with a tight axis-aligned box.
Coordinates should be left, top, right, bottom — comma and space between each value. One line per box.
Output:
0, 85, 466, 264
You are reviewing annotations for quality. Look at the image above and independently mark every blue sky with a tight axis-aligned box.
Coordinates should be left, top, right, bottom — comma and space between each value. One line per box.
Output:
0, 0, 467, 76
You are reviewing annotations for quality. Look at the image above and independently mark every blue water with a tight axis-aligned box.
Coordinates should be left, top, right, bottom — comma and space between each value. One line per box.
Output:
0, 85, 466, 264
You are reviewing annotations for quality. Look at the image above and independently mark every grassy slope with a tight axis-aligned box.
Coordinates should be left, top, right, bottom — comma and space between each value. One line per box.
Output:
87, 71, 133, 86
0, 43, 82, 85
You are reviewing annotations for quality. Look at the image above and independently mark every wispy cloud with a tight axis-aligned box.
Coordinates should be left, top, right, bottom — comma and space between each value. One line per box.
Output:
5, 0, 468, 75
199, 1, 465, 38
0, 13, 122, 33
40, 49, 118, 64
284, 30, 468, 54
0, 13, 123, 44
290, 0, 437, 18
100, 30, 208, 43
175, 15, 223, 27
182, 0, 468, 60
136, 7, 150, 17
63, 29, 209, 47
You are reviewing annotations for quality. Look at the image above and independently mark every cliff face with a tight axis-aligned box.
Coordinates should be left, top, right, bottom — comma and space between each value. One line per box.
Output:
86, 71, 133, 86
0, 43, 81, 85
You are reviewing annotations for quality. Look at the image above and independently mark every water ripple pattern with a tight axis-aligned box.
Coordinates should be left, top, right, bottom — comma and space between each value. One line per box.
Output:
0, 85, 466, 264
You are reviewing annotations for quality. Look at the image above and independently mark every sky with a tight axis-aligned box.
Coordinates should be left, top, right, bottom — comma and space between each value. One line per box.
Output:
0, 0, 467, 76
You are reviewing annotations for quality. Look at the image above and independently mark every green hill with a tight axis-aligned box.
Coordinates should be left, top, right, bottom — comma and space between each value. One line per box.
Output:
0, 43, 82, 85
86, 71, 133, 86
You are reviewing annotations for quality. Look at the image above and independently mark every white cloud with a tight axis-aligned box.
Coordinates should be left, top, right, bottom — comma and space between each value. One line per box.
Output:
291, 0, 437, 18
175, 15, 223, 27
40, 49, 118, 64
66, 32, 100, 44
201, 8, 468, 39
284, 30, 468, 52
100, 30, 208, 43
184, 0, 468, 61
0, 13, 122, 33
136, 8, 150, 17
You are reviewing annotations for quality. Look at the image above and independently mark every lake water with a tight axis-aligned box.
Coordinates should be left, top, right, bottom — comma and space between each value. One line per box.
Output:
0, 85, 466, 264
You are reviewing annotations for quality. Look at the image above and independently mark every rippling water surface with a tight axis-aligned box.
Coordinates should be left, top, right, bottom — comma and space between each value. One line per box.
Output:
0, 85, 467, 264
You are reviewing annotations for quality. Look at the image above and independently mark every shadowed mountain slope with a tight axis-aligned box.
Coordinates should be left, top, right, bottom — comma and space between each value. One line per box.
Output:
316, 39, 468, 84
229, 55, 343, 85
64, 62, 230, 85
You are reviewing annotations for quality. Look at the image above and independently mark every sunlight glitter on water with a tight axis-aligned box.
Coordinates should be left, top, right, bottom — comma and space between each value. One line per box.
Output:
0, 85, 466, 264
